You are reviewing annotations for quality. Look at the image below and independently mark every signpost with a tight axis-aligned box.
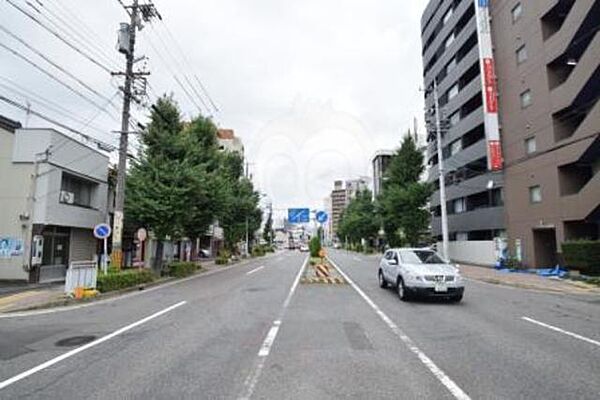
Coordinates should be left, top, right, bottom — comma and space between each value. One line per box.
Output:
93, 223, 112, 275
315, 211, 328, 224
136, 228, 147, 270
288, 208, 310, 224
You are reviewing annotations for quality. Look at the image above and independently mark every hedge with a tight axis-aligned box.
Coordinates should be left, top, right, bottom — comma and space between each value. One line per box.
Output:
309, 236, 321, 258
562, 240, 600, 275
168, 262, 200, 278
97, 270, 156, 293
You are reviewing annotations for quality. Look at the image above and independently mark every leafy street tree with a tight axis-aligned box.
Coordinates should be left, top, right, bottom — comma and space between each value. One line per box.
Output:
125, 95, 262, 269
337, 189, 380, 247
263, 211, 274, 245
377, 134, 432, 247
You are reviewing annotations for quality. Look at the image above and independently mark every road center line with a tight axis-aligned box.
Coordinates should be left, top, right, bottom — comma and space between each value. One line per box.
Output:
328, 257, 471, 400
0, 301, 187, 391
521, 316, 600, 347
238, 256, 308, 400
246, 266, 265, 275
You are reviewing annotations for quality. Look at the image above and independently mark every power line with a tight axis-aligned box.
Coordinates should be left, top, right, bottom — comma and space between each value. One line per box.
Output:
31, 0, 121, 71
0, 25, 120, 111
0, 41, 113, 113
4, 0, 113, 73
0, 94, 116, 151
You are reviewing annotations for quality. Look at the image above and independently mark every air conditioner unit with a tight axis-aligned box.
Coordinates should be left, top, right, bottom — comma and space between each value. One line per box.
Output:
60, 191, 75, 204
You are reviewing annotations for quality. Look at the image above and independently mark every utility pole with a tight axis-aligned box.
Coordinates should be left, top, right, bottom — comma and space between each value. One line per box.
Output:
111, 0, 158, 267
433, 79, 449, 261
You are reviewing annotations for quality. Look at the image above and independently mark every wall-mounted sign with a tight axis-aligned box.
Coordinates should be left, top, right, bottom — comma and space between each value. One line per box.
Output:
0, 237, 24, 259
474, 0, 504, 171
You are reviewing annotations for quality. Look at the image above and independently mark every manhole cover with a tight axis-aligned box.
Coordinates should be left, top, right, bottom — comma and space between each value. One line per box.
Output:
55, 336, 96, 347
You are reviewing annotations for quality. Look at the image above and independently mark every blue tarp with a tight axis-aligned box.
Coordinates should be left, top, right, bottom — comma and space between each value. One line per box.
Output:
494, 265, 568, 278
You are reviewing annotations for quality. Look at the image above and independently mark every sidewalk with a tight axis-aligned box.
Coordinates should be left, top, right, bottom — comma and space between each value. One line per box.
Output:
460, 264, 600, 295
0, 256, 269, 314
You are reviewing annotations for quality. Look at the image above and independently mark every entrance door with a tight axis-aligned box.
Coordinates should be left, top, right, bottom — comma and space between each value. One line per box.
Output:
533, 228, 558, 268
40, 226, 70, 283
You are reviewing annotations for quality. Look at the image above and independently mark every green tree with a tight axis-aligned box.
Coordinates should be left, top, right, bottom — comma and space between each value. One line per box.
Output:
377, 134, 432, 247
263, 211, 274, 244
337, 189, 380, 247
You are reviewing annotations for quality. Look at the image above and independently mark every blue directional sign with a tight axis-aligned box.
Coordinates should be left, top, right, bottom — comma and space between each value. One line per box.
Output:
288, 208, 310, 224
316, 211, 328, 224
93, 223, 112, 239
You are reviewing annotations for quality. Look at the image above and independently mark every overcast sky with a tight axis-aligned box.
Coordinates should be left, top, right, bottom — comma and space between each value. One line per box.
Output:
0, 0, 429, 222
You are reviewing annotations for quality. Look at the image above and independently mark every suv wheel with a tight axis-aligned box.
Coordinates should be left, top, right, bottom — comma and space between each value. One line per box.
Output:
378, 270, 387, 288
397, 277, 410, 301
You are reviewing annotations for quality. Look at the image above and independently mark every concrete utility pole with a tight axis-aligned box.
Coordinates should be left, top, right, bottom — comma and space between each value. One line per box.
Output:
111, 0, 157, 267
433, 79, 450, 261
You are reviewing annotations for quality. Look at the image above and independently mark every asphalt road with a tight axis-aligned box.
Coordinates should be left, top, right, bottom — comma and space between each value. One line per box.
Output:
0, 249, 599, 399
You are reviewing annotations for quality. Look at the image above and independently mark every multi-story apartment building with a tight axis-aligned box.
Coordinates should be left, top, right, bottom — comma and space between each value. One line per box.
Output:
491, 0, 599, 267
330, 180, 347, 240
372, 150, 394, 198
421, 0, 505, 263
345, 177, 370, 201
0, 117, 110, 282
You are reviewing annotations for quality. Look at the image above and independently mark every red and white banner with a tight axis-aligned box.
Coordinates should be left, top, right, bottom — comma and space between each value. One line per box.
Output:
474, 0, 503, 171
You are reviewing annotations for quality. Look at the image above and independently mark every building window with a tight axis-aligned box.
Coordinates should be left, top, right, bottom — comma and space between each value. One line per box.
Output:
445, 33, 455, 49
516, 44, 528, 64
529, 185, 542, 203
456, 232, 469, 241
443, 7, 453, 25
512, 3, 523, 23
448, 83, 459, 100
446, 57, 457, 75
520, 89, 532, 108
60, 173, 95, 208
449, 111, 461, 127
453, 198, 466, 214
525, 137, 537, 154
450, 140, 462, 156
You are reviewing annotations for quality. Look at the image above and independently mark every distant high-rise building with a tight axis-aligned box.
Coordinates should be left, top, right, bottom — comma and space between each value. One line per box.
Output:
330, 180, 346, 240
372, 150, 394, 198
345, 177, 370, 201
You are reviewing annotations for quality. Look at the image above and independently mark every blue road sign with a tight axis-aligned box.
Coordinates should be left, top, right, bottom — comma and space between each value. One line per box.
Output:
93, 223, 112, 239
316, 211, 328, 224
288, 208, 310, 224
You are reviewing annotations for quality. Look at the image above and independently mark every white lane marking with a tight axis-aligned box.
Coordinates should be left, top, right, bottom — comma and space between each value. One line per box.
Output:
0, 301, 186, 390
522, 317, 600, 347
353, 256, 362, 262
0, 255, 276, 319
238, 256, 308, 400
258, 323, 280, 357
246, 266, 265, 275
328, 258, 471, 400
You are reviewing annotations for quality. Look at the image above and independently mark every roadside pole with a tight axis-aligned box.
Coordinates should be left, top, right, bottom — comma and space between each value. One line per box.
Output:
433, 79, 450, 261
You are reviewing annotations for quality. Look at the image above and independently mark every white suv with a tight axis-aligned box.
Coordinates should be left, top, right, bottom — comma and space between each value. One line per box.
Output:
378, 248, 464, 302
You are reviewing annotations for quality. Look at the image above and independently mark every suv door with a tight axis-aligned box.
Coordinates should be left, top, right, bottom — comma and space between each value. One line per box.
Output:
391, 251, 401, 282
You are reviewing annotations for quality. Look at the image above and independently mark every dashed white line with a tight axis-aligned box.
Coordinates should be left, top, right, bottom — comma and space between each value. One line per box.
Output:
238, 256, 308, 400
522, 316, 600, 347
328, 258, 471, 400
246, 266, 265, 275
0, 301, 187, 391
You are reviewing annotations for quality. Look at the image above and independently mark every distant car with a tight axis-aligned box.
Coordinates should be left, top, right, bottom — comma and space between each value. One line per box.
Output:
299, 244, 310, 252
378, 248, 464, 302
198, 249, 210, 258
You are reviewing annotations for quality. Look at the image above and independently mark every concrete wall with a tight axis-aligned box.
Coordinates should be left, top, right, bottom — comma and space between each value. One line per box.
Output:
0, 127, 30, 280
438, 240, 496, 266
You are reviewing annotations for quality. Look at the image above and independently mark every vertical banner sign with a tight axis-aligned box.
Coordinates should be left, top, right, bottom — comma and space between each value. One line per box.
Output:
474, 0, 503, 171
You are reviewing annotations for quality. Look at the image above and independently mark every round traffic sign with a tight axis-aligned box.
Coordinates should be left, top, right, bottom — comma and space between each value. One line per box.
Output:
93, 223, 112, 239
316, 211, 328, 224
137, 227, 148, 242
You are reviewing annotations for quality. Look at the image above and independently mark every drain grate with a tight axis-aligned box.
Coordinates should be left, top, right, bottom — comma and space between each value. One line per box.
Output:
55, 336, 97, 347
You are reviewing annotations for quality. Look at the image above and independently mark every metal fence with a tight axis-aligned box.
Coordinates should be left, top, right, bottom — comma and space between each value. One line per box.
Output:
65, 261, 98, 294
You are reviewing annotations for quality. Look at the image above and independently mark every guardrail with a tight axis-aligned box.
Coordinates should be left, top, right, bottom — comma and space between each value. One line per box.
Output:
65, 261, 97, 295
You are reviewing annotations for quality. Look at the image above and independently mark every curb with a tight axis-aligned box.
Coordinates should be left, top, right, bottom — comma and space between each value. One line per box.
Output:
466, 277, 600, 295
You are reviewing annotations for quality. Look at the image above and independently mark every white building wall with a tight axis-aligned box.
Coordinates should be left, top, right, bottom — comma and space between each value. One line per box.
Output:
438, 240, 496, 266
0, 126, 30, 280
